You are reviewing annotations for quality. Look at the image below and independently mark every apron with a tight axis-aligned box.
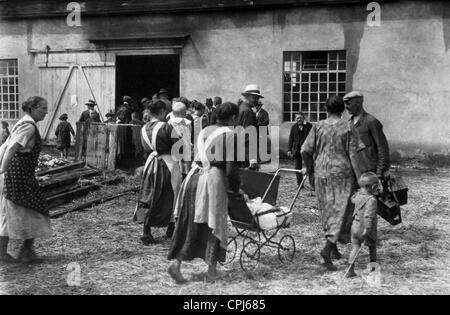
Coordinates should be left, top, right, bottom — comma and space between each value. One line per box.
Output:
194, 126, 233, 249
4, 121, 48, 216
133, 122, 181, 225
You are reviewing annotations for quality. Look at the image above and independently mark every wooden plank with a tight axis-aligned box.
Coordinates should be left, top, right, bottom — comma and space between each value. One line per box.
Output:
85, 124, 98, 167
1, 0, 381, 19
47, 185, 102, 209
49, 186, 140, 219
45, 176, 123, 200
95, 124, 107, 169
36, 161, 85, 177
107, 124, 118, 170
40, 168, 101, 189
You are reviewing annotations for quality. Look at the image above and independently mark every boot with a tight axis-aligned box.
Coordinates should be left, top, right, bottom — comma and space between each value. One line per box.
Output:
166, 222, 175, 238
19, 239, 43, 264
0, 236, 17, 264
331, 244, 342, 260
320, 240, 337, 271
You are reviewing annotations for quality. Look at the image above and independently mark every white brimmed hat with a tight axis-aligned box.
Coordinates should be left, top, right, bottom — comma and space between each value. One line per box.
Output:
241, 84, 264, 98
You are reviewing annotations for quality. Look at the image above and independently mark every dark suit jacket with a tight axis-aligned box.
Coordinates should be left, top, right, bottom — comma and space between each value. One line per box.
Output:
238, 102, 257, 128
288, 122, 312, 157
256, 108, 269, 127
79, 110, 91, 122
205, 107, 216, 126
351, 110, 390, 176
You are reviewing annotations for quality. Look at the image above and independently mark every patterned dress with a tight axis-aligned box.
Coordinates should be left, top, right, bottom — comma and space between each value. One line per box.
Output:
301, 118, 359, 244
0, 115, 52, 240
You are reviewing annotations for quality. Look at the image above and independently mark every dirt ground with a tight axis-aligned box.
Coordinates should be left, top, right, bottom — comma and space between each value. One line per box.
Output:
1, 160, 449, 295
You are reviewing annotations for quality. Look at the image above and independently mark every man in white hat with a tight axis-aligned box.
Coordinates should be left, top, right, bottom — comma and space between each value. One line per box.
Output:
239, 84, 262, 128
343, 91, 390, 178
238, 84, 262, 169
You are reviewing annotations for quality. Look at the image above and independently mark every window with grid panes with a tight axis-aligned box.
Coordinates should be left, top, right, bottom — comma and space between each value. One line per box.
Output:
283, 51, 346, 122
0, 59, 19, 120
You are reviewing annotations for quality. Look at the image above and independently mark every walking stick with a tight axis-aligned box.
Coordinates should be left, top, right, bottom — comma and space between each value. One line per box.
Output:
340, 242, 365, 285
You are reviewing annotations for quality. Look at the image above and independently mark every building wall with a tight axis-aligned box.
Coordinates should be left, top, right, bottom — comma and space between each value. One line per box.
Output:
0, 1, 449, 153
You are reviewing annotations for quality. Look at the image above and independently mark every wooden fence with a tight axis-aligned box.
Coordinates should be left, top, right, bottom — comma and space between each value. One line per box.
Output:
75, 122, 144, 170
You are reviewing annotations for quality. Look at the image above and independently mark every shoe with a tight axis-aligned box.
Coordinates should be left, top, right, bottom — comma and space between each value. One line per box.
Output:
322, 262, 338, 271
18, 248, 44, 264
166, 223, 175, 238
140, 235, 157, 245
331, 245, 342, 260
0, 253, 18, 264
320, 249, 337, 271
167, 265, 188, 284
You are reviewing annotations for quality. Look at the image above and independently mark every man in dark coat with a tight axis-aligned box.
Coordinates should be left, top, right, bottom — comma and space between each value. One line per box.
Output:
343, 91, 390, 178
238, 84, 261, 169
78, 99, 97, 122
255, 100, 269, 127
288, 112, 312, 185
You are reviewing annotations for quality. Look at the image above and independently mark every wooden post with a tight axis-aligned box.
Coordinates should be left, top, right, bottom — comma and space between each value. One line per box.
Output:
107, 124, 118, 170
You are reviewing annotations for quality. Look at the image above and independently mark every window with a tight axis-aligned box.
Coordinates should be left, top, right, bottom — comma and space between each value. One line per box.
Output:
0, 59, 19, 119
283, 51, 346, 122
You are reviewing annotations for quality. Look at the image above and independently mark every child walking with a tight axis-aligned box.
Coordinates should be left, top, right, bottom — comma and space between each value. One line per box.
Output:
347, 171, 379, 278
55, 113, 75, 158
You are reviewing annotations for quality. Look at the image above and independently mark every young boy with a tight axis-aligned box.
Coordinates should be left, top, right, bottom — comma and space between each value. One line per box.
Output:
347, 171, 380, 278
55, 113, 75, 158
0, 121, 10, 145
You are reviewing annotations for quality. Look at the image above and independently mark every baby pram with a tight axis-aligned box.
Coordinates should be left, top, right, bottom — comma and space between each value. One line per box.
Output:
223, 168, 308, 272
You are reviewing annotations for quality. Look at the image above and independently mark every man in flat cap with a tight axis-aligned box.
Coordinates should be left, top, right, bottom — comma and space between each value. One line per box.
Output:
343, 91, 390, 178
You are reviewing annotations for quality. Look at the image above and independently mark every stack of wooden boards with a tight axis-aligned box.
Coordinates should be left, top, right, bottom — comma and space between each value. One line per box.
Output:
37, 161, 123, 210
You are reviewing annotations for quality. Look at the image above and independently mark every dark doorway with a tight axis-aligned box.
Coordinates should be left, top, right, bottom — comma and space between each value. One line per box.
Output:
115, 54, 180, 111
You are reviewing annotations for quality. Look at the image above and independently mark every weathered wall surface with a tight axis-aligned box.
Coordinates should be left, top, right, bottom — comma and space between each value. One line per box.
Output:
0, 1, 449, 153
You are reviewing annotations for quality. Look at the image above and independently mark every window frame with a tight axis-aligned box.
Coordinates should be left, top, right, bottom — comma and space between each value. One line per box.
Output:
0, 58, 19, 120
282, 50, 347, 123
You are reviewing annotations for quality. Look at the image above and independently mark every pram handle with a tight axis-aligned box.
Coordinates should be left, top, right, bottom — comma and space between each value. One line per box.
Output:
261, 168, 308, 211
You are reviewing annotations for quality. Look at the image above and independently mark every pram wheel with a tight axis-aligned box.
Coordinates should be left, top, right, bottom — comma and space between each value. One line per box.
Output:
240, 240, 260, 272
278, 235, 296, 262
219, 238, 238, 266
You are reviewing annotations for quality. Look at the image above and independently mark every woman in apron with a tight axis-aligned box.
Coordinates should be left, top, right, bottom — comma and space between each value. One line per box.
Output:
167, 102, 241, 284
133, 100, 182, 245
0, 96, 52, 264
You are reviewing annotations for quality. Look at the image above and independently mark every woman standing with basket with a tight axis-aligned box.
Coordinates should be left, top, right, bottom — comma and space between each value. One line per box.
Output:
0, 96, 52, 264
301, 95, 361, 271
167, 102, 241, 284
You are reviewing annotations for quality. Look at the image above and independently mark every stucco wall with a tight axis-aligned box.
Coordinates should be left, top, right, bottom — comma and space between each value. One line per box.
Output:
0, 1, 449, 153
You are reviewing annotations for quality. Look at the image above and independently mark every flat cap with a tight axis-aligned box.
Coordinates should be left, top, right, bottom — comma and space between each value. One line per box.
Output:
343, 91, 364, 101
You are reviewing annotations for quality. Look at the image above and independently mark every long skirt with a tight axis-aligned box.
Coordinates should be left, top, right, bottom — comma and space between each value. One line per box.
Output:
0, 175, 52, 240
315, 175, 355, 244
136, 154, 178, 228
168, 166, 226, 264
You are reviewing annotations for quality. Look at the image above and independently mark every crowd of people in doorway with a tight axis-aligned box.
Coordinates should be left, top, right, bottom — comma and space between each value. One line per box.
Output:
0, 87, 391, 285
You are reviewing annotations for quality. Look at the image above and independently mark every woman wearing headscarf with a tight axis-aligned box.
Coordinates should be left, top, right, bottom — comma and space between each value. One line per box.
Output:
301, 95, 361, 271
133, 100, 182, 245
167, 102, 241, 284
0, 96, 52, 264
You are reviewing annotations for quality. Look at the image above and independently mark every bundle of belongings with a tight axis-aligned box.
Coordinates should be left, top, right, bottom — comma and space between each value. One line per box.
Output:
246, 197, 292, 230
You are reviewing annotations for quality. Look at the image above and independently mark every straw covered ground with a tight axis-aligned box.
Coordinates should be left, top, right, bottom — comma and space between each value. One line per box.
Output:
0, 161, 449, 295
